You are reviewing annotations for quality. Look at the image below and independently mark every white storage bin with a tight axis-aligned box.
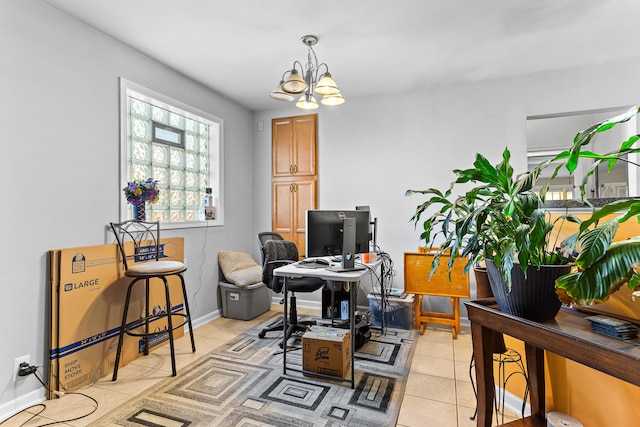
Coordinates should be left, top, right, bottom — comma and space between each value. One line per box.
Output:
367, 293, 414, 330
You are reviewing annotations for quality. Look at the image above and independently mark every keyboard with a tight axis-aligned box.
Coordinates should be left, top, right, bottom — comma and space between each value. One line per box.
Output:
296, 258, 332, 269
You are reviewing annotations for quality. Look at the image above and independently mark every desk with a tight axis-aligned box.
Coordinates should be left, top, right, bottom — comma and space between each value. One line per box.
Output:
273, 260, 379, 388
466, 298, 640, 427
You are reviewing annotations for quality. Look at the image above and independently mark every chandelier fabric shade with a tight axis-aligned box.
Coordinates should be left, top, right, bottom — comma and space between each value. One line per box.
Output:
320, 92, 345, 106
281, 70, 307, 94
296, 94, 319, 110
270, 35, 345, 109
269, 80, 295, 101
314, 73, 339, 95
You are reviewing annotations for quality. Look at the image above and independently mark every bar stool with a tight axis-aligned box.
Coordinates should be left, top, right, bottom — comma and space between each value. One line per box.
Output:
110, 220, 196, 381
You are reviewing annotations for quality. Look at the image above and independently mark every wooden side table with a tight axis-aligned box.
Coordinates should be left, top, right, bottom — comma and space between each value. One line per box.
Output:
465, 299, 640, 427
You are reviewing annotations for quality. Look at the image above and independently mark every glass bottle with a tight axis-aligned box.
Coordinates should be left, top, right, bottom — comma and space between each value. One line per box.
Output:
204, 188, 215, 220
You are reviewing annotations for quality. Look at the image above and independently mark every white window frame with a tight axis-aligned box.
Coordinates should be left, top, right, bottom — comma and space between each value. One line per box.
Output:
119, 78, 224, 229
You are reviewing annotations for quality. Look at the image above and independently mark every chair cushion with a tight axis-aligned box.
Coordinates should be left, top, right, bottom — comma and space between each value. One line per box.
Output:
286, 276, 325, 293
127, 260, 185, 275
218, 251, 262, 287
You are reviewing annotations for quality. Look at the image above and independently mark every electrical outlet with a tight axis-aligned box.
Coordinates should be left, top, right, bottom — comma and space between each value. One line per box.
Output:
13, 355, 30, 381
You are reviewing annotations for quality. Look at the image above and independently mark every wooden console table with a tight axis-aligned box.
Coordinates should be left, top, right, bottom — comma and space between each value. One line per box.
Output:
465, 299, 640, 427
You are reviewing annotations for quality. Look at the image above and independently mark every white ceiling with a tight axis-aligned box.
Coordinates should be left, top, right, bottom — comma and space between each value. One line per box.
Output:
41, 0, 640, 112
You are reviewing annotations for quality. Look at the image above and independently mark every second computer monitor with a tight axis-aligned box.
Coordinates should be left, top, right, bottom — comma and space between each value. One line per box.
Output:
306, 209, 370, 257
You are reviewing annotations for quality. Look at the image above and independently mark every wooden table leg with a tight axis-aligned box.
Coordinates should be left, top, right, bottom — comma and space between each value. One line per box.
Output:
524, 342, 545, 418
415, 294, 425, 334
471, 321, 494, 427
452, 297, 460, 339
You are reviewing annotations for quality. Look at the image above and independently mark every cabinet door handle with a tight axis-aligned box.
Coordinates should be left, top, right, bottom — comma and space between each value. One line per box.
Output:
293, 183, 297, 192
290, 183, 293, 192
289, 164, 293, 174
294, 164, 297, 174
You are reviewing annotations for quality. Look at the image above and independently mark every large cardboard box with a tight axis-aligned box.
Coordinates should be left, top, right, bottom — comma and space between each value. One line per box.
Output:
48, 238, 184, 398
302, 326, 351, 378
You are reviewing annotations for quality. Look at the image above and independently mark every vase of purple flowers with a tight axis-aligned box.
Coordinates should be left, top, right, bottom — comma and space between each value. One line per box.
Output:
123, 178, 160, 221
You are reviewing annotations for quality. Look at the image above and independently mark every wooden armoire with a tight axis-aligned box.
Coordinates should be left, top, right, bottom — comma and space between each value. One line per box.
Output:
271, 114, 318, 255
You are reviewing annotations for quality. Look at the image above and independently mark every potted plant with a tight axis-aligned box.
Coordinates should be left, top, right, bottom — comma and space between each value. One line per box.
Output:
407, 148, 578, 321
537, 106, 640, 306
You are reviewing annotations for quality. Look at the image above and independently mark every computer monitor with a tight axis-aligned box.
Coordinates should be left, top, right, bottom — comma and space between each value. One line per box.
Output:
355, 205, 375, 246
306, 210, 370, 257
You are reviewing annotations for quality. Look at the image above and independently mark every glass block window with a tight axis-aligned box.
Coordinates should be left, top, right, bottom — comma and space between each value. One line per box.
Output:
120, 79, 223, 227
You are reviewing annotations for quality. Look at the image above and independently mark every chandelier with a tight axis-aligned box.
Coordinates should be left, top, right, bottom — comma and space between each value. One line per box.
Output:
269, 35, 345, 110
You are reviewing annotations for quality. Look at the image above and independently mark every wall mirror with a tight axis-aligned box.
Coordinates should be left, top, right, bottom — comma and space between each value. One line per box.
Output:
527, 106, 639, 204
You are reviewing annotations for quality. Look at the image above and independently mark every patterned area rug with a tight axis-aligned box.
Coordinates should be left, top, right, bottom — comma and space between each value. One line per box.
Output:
95, 316, 417, 426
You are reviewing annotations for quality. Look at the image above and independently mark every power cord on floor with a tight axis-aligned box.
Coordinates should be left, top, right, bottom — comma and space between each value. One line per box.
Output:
0, 403, 46, 427
192, 222, 211, 313
0, 365, 98, 427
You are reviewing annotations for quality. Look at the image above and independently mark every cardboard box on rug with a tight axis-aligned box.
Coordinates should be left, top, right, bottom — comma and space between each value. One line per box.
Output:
302, 326, 351, 378
48, 238, 184, 398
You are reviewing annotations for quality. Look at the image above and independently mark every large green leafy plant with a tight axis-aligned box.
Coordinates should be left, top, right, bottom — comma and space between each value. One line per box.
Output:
537, 106, 640, 306
407, 147, 577, 290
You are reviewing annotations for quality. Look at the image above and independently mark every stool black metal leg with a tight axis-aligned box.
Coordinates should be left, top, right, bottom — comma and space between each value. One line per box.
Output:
112, 279, 137, 381
144, 278, 150, 356
161, 276, 177, 377
178, 274, 196, 352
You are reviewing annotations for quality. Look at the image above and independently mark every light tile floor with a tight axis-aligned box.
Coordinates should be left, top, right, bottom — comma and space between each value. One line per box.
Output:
4, 307, 518, 426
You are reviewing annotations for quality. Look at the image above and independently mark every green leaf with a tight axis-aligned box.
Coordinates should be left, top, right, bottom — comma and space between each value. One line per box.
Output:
556, 237, 640, 305
628, 270, 640, 291
580, 200, 640, 232
575, 220, 618, 269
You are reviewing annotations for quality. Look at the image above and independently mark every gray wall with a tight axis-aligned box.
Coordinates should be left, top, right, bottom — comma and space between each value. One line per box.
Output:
252, 58, 640, 324
0, 0, 253, 416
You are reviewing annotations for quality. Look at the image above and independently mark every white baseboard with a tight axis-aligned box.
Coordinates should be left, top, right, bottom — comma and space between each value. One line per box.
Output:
190, 309, 221, 330
0, 387, 45, 422
272, 297, 322, 312
496, 385, 531, 418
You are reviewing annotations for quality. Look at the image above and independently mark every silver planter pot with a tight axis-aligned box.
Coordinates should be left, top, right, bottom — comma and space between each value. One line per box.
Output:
485, 260, 570, 322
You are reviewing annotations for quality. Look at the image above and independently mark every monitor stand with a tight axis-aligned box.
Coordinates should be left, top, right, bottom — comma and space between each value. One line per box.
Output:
329, 217, 365, 272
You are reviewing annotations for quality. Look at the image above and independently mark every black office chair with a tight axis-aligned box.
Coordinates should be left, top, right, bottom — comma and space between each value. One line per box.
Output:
110, 220, 196, 381
257, 233, 325, 344
257, 232, 284, 254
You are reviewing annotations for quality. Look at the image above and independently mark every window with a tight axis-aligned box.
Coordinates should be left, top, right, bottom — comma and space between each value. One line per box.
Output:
119, 79, 223, 228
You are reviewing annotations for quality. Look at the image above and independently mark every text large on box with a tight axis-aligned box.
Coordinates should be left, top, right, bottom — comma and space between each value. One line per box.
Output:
48, 238, 184, 398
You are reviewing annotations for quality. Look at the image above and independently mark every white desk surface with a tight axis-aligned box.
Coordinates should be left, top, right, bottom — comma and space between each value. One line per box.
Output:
273, 258, 380, 282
